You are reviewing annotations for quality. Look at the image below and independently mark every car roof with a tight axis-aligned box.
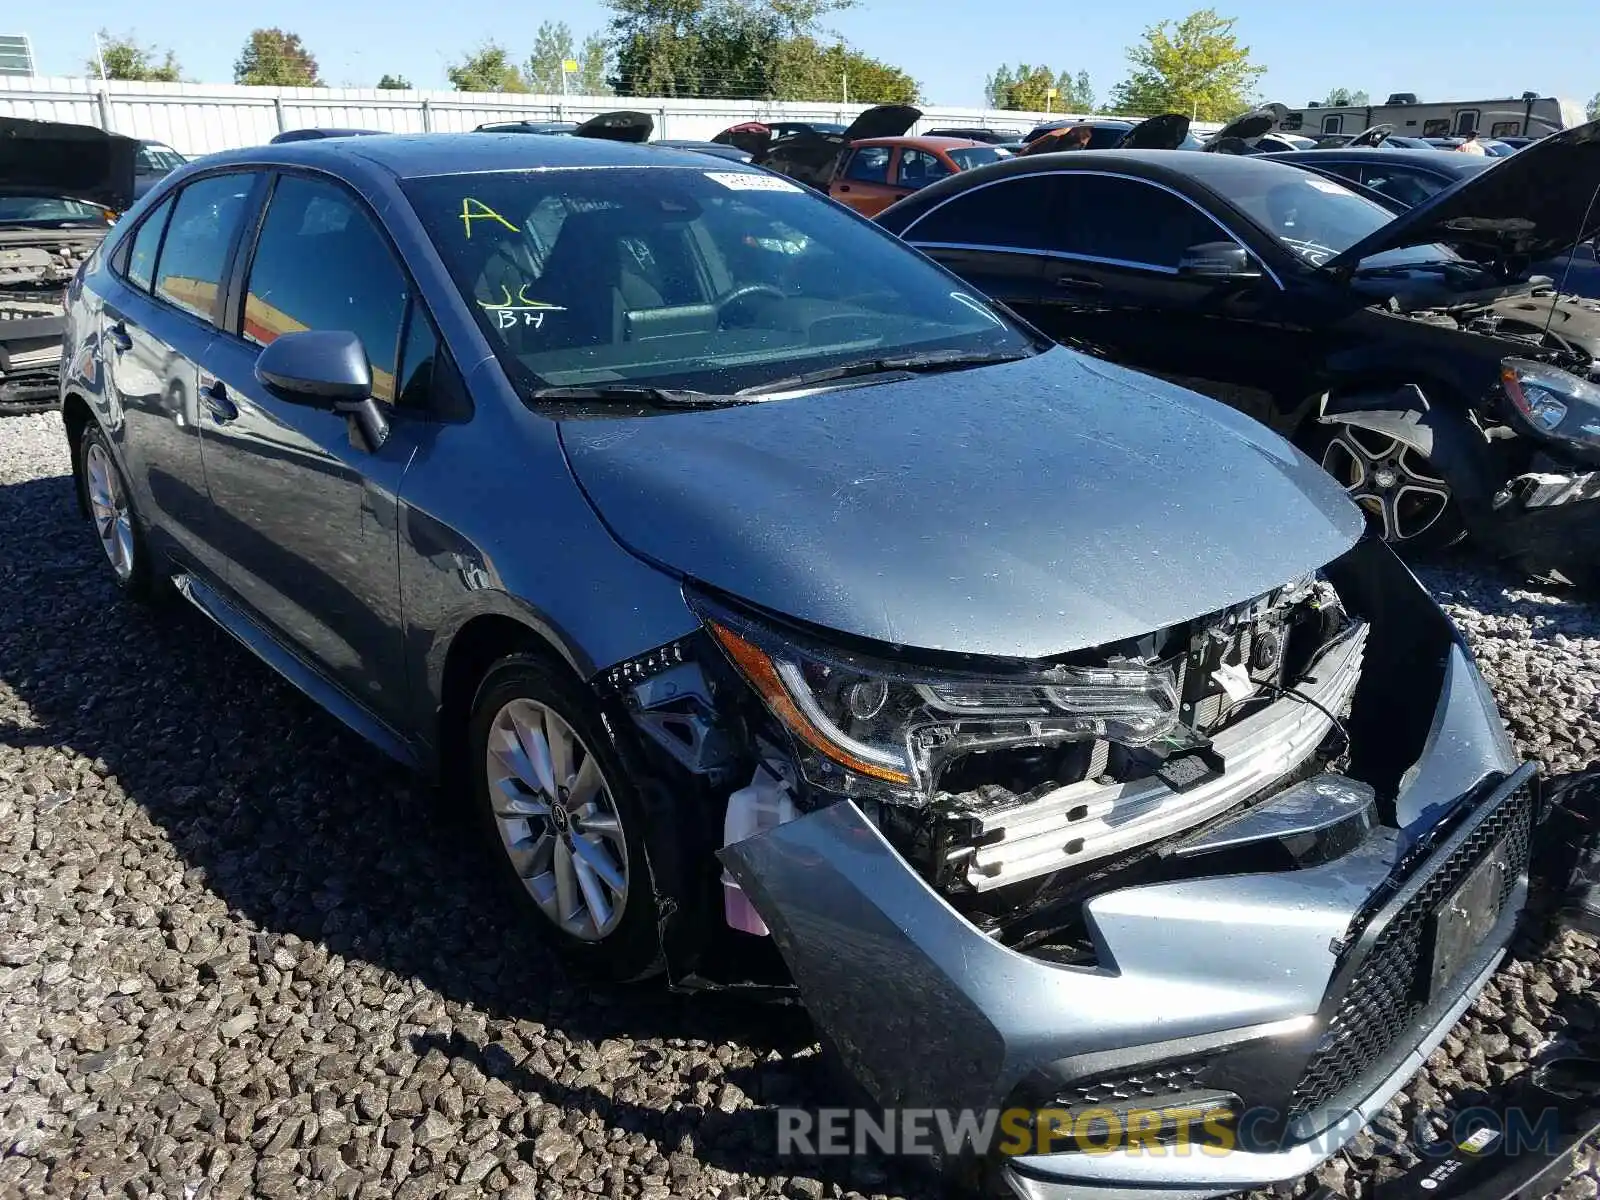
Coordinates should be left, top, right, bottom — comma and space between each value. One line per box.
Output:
187, 132, 742, 180
851, 135, 989, 151
1270, 148, 1491, 175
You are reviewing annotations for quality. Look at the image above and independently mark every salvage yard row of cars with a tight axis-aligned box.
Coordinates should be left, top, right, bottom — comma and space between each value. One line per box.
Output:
4, 106, 1600, 1200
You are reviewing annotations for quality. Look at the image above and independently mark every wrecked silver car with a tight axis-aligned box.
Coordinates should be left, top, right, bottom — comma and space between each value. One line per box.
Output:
62, 130, 1600, 1200
0, 117, 136, 414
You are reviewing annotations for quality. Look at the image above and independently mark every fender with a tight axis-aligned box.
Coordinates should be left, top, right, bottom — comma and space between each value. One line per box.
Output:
1318, 385, 1502, 521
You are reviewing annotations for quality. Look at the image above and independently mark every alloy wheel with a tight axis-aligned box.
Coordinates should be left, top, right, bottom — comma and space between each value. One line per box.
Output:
85, 442, 136, 582
484, 699, 630, 940
1321, 427, 1453, 544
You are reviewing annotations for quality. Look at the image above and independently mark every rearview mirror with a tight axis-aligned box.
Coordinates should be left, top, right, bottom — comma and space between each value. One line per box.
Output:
254, 329, 372, 401
1177, 241, 1263, 281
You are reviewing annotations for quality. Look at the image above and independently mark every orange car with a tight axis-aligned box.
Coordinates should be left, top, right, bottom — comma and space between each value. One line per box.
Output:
827, 136, 1009, 216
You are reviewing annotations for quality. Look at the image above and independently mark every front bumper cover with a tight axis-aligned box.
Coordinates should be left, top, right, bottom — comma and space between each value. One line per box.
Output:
720, 626, 1543, 1198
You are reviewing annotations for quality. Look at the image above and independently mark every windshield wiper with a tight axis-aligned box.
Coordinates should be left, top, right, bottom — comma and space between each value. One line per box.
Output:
529, 384, 737, 409
736, 348, 1033, 397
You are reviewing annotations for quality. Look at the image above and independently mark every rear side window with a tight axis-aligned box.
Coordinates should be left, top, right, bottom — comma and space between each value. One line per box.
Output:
904, 175, 1070, 251
125, 195, 174, 291
1047, 175, 1226, 269
241, 175, 409, 403
155, 174, 258, 321
844, 147, 891, 184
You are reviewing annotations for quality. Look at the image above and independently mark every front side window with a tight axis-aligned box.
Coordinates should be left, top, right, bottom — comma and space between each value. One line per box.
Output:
242, 174, 409, 402
154, 173, 258, 321
1355, 165, 1445, 208
125, 194, 175, 291
402, 166, 1028, 394
947, 146, 1005, 172
896, 148, 953, 189
844, 147, 891, 184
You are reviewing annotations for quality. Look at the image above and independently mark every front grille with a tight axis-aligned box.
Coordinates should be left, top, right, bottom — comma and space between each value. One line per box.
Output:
1287, 777, 1535, 1121
1060, 1059, 1214, 1108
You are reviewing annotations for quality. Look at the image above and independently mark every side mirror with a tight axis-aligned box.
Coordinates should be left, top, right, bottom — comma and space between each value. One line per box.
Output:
254, 329, 389, 451
255, 329, 372, 401
1177, 241, 1263, 282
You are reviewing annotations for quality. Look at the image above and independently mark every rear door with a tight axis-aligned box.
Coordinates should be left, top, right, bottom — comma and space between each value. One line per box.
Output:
195, 171, 429, 725
100, 171, 263, 582
829, 145, 903, 215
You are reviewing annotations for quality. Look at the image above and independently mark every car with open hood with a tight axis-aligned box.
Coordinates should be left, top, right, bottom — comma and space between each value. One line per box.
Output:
58, 129, 1600, 1200
1, 116, 136, 414
877, 121, 1600, 587
749, 103, 923, 189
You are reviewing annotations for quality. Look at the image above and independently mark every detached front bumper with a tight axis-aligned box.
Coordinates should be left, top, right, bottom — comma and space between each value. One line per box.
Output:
1484, 468, 1600, 590
721, 638, 1546, 1199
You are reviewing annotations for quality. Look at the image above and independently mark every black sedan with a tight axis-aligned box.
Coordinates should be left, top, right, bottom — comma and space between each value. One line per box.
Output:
876, 132, 1600, 584
1269, 147, 1600, 298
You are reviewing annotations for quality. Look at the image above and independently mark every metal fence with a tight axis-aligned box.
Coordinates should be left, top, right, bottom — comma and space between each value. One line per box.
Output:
0, 75, 1222, 155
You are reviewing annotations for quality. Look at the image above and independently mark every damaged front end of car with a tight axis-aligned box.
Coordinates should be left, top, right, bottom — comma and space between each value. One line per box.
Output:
0, 234, 102, 413
599, 535, 1599, 1198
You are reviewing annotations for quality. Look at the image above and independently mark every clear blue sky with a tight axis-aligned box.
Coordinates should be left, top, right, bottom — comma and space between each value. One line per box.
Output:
20, 0, 1600, 109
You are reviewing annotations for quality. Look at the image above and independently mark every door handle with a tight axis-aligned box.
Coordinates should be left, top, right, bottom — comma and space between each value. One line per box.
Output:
200, 379, 239, 424
107, 322, 133, 354
1054, 274, 1104, 291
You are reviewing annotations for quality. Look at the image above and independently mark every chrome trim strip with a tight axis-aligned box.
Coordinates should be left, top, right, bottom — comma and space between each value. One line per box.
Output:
963, 623, 1367, 891
909, 241, 1180, 275
899, 166, 1286, 290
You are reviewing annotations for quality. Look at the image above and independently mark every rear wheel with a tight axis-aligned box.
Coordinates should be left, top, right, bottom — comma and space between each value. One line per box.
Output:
79, 424, 161, 601
1309, 422, 1465, 552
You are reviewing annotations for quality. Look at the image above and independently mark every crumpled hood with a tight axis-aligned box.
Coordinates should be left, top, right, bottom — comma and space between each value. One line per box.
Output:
559, 350, 1365, 658
0, 116, 138, 212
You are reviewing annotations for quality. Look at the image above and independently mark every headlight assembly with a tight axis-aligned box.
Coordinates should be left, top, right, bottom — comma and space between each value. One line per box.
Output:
696, 599, 1189, 801
1501, 358, 1600, 446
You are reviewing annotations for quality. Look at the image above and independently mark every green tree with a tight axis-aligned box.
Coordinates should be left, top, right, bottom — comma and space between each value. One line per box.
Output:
1318, 86, 1370, 106
376, 73, 412, 90
773, 38, 917, 103
604, 0, 857, 99
448, 41, 529, 92
234, 28, 322, 87
1588, 92, 1599, 121
526, 21, 613, 95
984, 64, 1093, 112
1106, 8, 1264, 120
90, 29, 181, 82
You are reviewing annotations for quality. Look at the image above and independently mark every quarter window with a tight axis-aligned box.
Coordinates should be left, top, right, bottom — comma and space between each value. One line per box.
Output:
844, 147, 891, 184
125, 195, 174, 292
242, 175, 409, 403
154, 173, 258, 321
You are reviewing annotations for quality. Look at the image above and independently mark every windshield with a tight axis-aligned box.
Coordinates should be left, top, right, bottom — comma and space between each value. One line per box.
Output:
137, 143, 186, 172
1226, 170, 1459, 267
0, 196, 107, 225
948, 146, 1005, 170
401, 166, 1029, 394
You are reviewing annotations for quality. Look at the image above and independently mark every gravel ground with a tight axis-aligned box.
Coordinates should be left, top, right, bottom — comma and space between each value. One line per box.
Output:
1, 408, 1597, 1200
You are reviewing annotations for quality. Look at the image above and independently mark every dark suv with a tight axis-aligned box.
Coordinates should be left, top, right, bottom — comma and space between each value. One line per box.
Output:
877, 125, 1600, 584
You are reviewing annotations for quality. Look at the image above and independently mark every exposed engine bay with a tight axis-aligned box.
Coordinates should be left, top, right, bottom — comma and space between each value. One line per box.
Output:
1387, 287, 1600, 371
0, 231, 101, 411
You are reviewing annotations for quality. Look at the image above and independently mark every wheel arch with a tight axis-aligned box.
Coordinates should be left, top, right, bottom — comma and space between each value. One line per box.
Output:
1310, 379, 1503, 513
61, 392, 96, 519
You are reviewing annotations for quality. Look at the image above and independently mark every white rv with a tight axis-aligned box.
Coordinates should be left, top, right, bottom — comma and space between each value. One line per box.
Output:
1275, 92, 1588, 141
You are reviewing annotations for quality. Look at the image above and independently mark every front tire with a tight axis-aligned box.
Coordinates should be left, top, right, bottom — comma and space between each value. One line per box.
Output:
78, 423, 160, 601
467, 654, 665, 982
1304, 420, 1466, 553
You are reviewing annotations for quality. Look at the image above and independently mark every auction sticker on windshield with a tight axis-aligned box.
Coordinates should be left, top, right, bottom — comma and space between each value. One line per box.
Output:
705, 172, 803, 193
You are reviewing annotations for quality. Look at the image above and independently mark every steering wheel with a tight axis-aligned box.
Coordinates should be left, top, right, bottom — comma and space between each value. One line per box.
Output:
715, 283, 786, 324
